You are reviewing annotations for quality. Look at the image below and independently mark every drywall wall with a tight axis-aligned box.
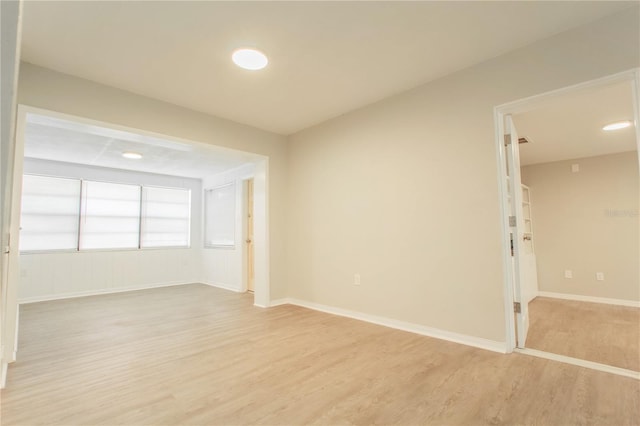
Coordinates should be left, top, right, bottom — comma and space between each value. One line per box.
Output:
201, 164, 255, 292
18, 158, 202, 302
287, 9, 640, 342
16, 63, 288, 301
1, 0, 23, 388
1, 0, 21, 241
521, 152, 639, 301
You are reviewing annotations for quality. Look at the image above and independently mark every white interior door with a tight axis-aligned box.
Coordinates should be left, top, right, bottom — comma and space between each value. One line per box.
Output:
505, 114, 529, 347
520, 185, 539, 304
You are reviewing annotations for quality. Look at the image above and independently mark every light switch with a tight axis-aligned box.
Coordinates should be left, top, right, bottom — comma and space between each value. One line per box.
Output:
596, 272, 604, 281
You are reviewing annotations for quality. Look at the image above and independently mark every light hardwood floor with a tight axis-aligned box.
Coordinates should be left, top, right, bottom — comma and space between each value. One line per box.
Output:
527, 296, 640, 371
1, 284, 639, 425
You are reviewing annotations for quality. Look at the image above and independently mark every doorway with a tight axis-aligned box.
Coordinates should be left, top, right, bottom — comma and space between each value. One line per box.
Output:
3, 105, 272, 369
496, 70, 640, 377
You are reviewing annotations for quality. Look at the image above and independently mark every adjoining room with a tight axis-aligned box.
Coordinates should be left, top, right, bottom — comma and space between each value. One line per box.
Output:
509, 79, 639, 371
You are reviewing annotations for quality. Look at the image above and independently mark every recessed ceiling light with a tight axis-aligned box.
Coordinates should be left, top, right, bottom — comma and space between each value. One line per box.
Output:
232, 48, 268, 71
122, 151, 142, 159
602, 121, 633, 131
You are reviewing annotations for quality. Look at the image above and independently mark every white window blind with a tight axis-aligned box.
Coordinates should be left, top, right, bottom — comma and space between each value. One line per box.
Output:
19, 175, 193, 253
205, 183, 236, 247
141, 186, 191, 248
79, 180, 141, 250
19, 175, 81, 251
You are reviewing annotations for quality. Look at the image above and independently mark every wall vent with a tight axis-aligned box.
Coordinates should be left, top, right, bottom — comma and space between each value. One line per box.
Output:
518, 137, 531, 144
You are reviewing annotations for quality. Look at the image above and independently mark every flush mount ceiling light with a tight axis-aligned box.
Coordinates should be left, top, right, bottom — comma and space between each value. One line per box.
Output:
602, 121, 633, 131
232, 48, 268, 70
122, 151, 143, 159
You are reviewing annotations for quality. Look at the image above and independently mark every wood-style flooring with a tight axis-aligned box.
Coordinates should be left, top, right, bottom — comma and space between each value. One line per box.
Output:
1, 284, 639, 425
527, 296, 640, 371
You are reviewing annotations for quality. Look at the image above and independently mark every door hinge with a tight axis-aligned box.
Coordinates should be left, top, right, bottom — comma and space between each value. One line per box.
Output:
513, 302, 521, 314
504, 134, 512, 146
509, 216, 517, 227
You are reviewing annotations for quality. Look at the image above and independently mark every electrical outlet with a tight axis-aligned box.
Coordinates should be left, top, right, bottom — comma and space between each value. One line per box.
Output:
596, 272, 605, 281
564, 270, 573, 279
571, 164, 580, 173
354, 273, 361, 286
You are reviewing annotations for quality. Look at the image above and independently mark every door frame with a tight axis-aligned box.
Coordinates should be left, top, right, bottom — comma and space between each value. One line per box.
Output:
494, 68, 640, 353
242, 178, 255, 293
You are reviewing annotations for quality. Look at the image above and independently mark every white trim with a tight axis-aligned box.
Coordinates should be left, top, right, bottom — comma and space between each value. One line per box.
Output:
495, 68, 640, 353
12, 305, 18, 362
268, 298, 291, 307
1, 362, 7, 389
495, 69, 640, 114
634, 70, 640, 172
516, 348, 640, 380
494, 108, 517, 353
537, 291, 640, 308
18, 281, 196, 304
201, 281, 244, 293
276, 298, 506, 353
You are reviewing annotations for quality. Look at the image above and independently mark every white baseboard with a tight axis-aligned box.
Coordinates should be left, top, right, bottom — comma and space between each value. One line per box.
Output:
18, 281, 196, 304
1, 362, 7, 389
268, 298, 291, 307
202, 281, 244, 293
537, 291, 640, 308
271, 297, 506, 354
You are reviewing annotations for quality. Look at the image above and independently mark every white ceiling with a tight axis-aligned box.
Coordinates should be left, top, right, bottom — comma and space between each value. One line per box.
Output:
513, 80, 637, 166
24, 113, 257, 179
20, 1, 635, 135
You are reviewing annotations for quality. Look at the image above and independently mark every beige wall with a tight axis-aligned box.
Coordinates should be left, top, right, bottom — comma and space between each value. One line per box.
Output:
287, 9, 640, 342
521, 152, 639, 301
16, 63, 289, 300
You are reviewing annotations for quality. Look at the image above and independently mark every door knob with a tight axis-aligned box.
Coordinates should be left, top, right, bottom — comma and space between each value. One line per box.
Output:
246, 239, 252, 243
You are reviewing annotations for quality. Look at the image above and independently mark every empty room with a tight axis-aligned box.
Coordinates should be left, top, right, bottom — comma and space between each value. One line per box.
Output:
1, 2, 639, 425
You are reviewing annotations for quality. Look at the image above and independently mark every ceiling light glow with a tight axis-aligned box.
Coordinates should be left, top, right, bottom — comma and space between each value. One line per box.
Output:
122, 151, 143, 159
232, 48, 268, 70
602, 121, 633, 131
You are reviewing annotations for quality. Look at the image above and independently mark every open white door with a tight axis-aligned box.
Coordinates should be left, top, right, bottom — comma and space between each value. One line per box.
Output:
505, 114, 529, 347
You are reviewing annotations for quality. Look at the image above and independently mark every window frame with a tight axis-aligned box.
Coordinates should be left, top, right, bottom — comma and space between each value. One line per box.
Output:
78, 179, 143, 251
140, 184, 192, 250
19, 173, 83, 254
204, 182, 236, 249
19, 173, 193, 254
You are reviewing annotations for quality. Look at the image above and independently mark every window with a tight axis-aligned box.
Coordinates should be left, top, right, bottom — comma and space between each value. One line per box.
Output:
141, 186, 191, 248
19, 174, 192, 252
205, 183, 236, 247
80, 180, 141, 250
19, 175, 81, 251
